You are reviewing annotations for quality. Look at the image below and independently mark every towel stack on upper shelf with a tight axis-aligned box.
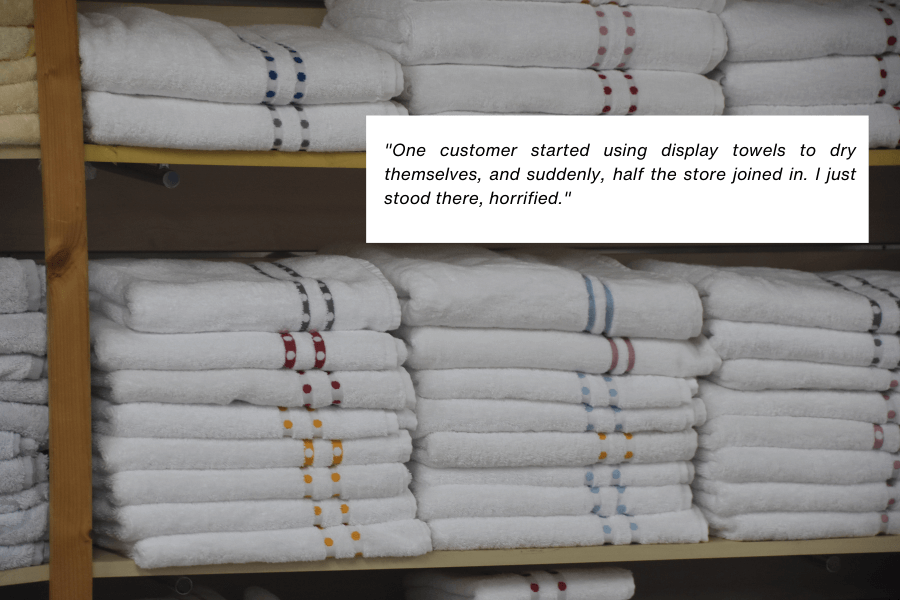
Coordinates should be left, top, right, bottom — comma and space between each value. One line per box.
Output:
78, 6, 406, 152
0, 0, 38, 146
324, 244, 715, 551
87, 256, 431, 569
324, 0, 727, 116
0, 257, 48, 571
633, 260, 900, 541
715, 0, 900, 148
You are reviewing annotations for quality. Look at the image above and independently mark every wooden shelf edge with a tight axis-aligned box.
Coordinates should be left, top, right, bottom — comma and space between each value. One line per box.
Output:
0, 146, 41, 160
83, 145, 366, 168
0, 563, 49, 587
869, 149, 900, 166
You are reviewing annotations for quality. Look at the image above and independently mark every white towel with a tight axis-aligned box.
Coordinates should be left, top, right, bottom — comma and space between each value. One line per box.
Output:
0, 431, 39, 461
709, 358, 897, 392
79, 8, 403, 105
0, 542, 47, 570
414, 398, 705, 437
400, 327, 721, 377
0, 258, 42, 314
700, 381, 900, 424
702, 508, 900, 541
0, 401, 47, 443
413, 430, 698, 468
412, 369, 697, 409
414, 483, 693, 519
0, 482, 47, 514
91, 315, 407, 372
0, 313, 45, 356
83, 91, 407, 153
94, 491, 418, 542
413, 0, 724, 10
96, 518, 433, 568
0, 354, 45, 381
0, 502, 47, 545
404, 567, 636, 600
0, 454, 47, 495
92, 368, 415, 410
408, 461, 694, 488
699, 416, 900, 453
95, 463, 412, 506
824, 271, 900, 330
693, 477, 899, 517
0, 380, 47, 405
400, 66, 724, 116
324, 0, 726, 74
427, 507, 708, 550
704, 319, 900, 369
89, 256, 400, 334
695, 447, 900, 485
94, 431, 413, 471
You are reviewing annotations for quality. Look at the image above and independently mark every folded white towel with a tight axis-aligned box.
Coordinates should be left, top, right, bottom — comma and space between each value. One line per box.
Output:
94, 491, 418, 542
709, 358, 898, 392
97, 518, 433, 568
324, 0, 726, 73
413, 430, 698, 468
700, 381, 900, 424
414, 483, 693, 519
90, 256, 400, 334
0, 431, 39, 461
0, 542, 47, 570
0, 401, 47, 443
412, 0, 724, 10
413, 369, 697, 409
0, 354, 45, 381
414, 398, 705, 437
700, 416, 900, 453
401, 327, 721, 377
79, 8, 403, 105
94, 431, 413, 471
0, 482, 48, 514
704, 319, 900, 369
0, 502, 46, 545
0, 380, 47, 405
0, 454, 47, 495
695, 447, 900, 485
409, 461, 694, 488
0, 259, 42, 314
427, 507, 708, 550
401, 66, 724, 116
703, 508, 899, 541
91, 315, 407, 372
0, 313, 45, 356
96, 463, 412, 506
823, 271, 900, 331
405, 567, 636, 600
92, 368, 415, 410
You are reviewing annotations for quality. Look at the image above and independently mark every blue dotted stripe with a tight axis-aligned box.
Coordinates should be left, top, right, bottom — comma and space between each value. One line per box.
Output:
267, 40, 308, 102
249, 264, 311, 331
600, 375, 619, 407
235, 33, 280, 104
583, 275, 597, 333
602, 282, 614, 334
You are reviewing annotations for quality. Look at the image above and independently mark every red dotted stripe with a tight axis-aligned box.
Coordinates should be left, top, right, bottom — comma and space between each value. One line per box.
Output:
310, 330, 327, 369
281, 332, 298, 369
876, 5, 899, 50
598, 73, 612, 113
625, 73, 638, 115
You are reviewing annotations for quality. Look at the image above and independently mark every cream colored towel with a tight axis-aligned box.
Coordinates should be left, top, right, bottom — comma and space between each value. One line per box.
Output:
0, 80, 36, 114
0, 26, 33, 61
0, 0, 34, 27
0, 113, 38, 144
0, 56, 35, 85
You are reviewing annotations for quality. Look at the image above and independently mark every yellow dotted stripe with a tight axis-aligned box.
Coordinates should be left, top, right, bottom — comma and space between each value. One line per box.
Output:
332, 440, 344, 466
303, 440, 315, 467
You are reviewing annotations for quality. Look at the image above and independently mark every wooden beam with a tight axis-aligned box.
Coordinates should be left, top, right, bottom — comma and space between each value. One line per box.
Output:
33, 1, 93, 599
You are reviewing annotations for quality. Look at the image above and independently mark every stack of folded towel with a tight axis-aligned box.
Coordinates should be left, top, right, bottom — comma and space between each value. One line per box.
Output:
78, 6, 406, 152
87, 256, 432, 568
0, 0, 38, 146
325, 244, 716, 551
324, 0, 728, 116
0, 257, 48, 571
714, 0, 900, 148
633, 259, 900, 541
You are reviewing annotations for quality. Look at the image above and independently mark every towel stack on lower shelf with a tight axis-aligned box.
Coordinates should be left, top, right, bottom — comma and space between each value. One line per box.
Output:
325, 244, 715, 550
0, 0, 38, 145
634, 259, 900, 541
0, 257, 48, 571
715, 0, 900, 148
87, 256, 431, 568
78, 6, 407, 152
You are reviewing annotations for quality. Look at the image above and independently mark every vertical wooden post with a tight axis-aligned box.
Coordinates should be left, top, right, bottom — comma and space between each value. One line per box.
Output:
33, 1, 93, 599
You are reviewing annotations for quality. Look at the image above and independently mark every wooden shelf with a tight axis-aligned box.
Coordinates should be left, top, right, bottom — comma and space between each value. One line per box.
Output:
0, 146, 41, 160
869, 149, 900, 166
0, 562, 49, 587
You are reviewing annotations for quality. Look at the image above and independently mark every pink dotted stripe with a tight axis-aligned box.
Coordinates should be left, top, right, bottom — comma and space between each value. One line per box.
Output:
623, 337, 636, 373
617, 10, 636, 70
608, 337, 619, 372
594, 9, 610, 68
878, 512, 890, 534
874, 424, 886, 450
281, 332, 298, 369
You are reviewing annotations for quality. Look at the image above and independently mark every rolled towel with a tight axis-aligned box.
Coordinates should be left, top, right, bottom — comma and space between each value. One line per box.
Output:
0, 259, 42, 315
699, 416, 900, 453
79, 8, 403, 105
401, 327, 721, 377
96, 518, 433, 568
700, 381, 900, 424
413, 430, 698, 468
0, 313, 45, 356
0, 481, 47, 514
709, 358, 898, 392
695, 447, 900, 485
324, 0, 726, 74
702, 509, 899, 541
414, 397, 705, 436
0, 79, 36, 115
408, 461, 695, 488
704, 319, 900, 369
94, 431, 413, 471
0, 56, 36, 86
91, 315, 406, 372
400, 66, 724, 116
94, 491, 419, 541
0, 453, 47, 495
0, 112, 38, 145
0, 354, 45, 380
0, 542, 47, 570
413, 369, 697, 409
89, 256, 400, 334
0, 380, 47, 404
0, 502, 46, 545
427, 507, 708, 550
0, 431, 38, 461
92, 368, 415, 410
0, 26, 32, 61
413, 483, 693, 519
0, 401, 46, 442
92, 399, 415, 440
0, 0, 33, 26
95, 463, 412, 505
83, 91, 406, 153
